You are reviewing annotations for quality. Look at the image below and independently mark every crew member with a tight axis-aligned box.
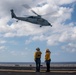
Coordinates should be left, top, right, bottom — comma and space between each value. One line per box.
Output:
45, 49, 51, 72
34, 47, 42, 72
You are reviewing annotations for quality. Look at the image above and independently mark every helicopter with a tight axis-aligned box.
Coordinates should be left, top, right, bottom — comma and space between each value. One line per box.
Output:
10, 7, 52, 27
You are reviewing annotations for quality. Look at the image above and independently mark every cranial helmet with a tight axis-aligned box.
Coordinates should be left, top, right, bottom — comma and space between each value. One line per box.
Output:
36, 47, 40, 51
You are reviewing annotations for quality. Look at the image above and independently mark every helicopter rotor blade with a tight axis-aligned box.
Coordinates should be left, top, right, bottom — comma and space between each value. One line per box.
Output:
22, 4, 31, 9
31, 10, 40, 16
22, 4, 53, 17
22, 4, 41, 16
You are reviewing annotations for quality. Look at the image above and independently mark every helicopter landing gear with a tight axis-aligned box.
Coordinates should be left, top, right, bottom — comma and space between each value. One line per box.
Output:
40, 25, 42, 27
50, 24, 52, 27
50, 25, 52, 27
16, 20, 18, 22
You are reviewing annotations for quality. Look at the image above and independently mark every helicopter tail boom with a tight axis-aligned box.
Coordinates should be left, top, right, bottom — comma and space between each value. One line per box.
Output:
10, 9, 16, 18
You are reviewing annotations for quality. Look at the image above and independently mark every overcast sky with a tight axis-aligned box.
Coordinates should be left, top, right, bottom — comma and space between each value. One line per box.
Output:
0, 0, 76, 62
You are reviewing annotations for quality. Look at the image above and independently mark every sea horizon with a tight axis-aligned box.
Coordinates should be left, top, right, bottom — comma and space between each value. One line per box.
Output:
0, 61, 76, 67
0, 61, 76, 64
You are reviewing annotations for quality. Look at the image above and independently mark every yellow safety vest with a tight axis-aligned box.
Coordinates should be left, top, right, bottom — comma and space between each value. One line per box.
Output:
34, 51, 42, 60
45, 52, 50, 60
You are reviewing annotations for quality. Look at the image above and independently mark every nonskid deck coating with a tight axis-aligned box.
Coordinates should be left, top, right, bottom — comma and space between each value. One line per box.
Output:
0, 70, 76, 75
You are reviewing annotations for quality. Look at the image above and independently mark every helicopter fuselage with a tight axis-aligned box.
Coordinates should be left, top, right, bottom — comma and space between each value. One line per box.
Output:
16, 16, 51, 26
11, 9, 52, 27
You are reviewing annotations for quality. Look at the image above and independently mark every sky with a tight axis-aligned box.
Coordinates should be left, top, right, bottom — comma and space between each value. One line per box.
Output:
0, 0, 76, 62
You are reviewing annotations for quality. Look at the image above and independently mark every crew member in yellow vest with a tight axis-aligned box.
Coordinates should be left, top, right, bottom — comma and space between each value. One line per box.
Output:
34, 47, 42, 72
45, 49, 51, 72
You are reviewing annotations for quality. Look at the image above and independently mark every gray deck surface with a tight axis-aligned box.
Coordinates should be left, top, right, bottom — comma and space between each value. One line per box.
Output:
0, 65, 76, 75
0, 70, 76, 75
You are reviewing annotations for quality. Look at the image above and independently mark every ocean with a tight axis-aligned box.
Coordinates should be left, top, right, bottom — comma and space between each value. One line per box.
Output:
0, 62, 76, 67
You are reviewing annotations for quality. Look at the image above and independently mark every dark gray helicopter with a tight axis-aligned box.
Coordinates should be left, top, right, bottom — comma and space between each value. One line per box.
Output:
10, 9, 52, 27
